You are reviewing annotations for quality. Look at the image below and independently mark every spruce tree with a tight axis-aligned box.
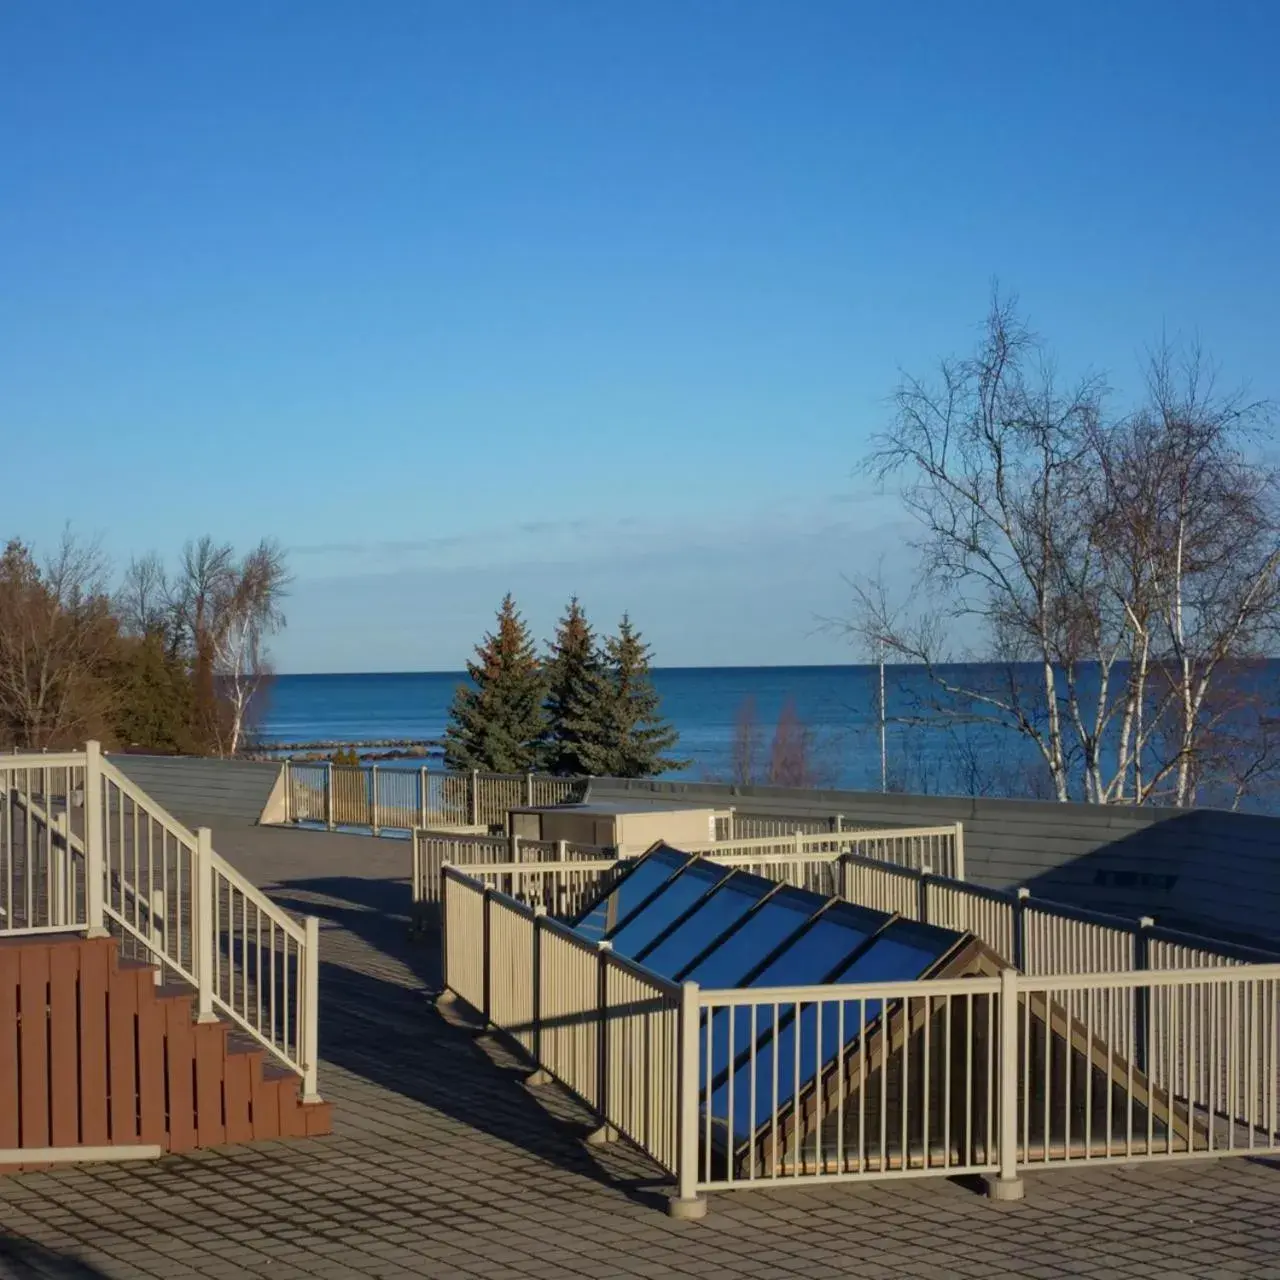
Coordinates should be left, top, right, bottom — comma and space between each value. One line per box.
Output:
588, 614, 688, 778
541, 597, 612, 776
443, 594, 548, 773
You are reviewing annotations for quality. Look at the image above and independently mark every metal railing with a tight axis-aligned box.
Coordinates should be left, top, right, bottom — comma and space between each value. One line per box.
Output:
691, 824, 965, 881
443, 869, 682, 1174
1, 744, 320, 1097
440, 863, 1280, 1212
1, 753, 89, 934
841, 855, 1280, 973
454, 858, 631, 920
412, 829, 616, 910
283, 759, 586, 833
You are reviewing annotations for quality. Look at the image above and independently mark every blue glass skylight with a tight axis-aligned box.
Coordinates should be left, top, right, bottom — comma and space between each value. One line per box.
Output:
607, 857, 732, 958
574, 847, 685, 942
637, 873, 766, 977
569, 843, 970, 1151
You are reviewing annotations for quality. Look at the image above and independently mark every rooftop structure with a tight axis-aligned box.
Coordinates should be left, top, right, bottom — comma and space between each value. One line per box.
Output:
1, 750, 1276, 1276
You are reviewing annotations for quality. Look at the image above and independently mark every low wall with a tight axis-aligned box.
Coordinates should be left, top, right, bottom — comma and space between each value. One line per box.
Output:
586, 777, 1280, 948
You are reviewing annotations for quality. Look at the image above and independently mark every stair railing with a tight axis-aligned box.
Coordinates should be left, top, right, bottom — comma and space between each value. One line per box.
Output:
2, 744, 319, 1099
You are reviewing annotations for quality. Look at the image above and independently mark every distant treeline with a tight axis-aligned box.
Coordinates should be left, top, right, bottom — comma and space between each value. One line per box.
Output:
0, 530, 287, 758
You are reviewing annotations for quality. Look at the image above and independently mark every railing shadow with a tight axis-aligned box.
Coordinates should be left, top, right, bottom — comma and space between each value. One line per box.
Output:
265, 875, 673, 1211
0, 1237, 113, 1277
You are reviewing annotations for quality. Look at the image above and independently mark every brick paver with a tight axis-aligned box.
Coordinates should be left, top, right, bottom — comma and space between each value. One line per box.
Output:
3, 824, 1279, 1279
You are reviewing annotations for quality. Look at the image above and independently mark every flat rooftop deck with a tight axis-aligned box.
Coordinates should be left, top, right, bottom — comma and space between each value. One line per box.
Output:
2, 823, 1278, 1280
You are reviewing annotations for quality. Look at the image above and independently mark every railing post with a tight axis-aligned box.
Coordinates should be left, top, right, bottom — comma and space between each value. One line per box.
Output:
953, 822, 966, 881
51, 812, 68, 928
325, 762, 334, 831
1013, 888, 1030, 972
987, 966, 1024, 1201
918, 865, 932, 925
302, 915, 321, 1102
438, 863, 453, 1001
149, 889, 165, 985
509, 831, 521, 863
283, 758, 293, 823
834, 813, 844, 834
525, 772, 534, 807
527, 906, 549, 1079
839, 854, 852, 902
586, 942, 618, 1146
419, 766, 428, 829
1135, 915, 1154, 1074
668, 979, 707, 1219
482, 888, 492, 1025
470, 769, 480, 827
195, 827, 217, 1022
83, 740, 107, 937
370, 764, 380, 835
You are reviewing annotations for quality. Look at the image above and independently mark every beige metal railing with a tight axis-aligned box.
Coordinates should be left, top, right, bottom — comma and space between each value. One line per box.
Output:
1, 745, 320, 1097
459, 859, 631, 919
440, 862, 1280, 1213
1, 753, 89, 934
691, 976, 1004, 1188
442, 868, 681, 1174
283, 759, 585, 833
695, 824, 965, 882
412, 829, 615, 910
838, 854, 1279, 975
1012, 967, 1280, 1166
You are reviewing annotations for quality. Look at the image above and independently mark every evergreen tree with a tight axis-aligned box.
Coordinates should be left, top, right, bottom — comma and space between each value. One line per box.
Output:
541, 597, 612, 776
586, 615, 687, 778
444, 594, 548, 773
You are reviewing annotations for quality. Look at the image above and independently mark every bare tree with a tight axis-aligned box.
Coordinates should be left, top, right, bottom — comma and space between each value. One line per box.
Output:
0, 530, 118, 749
115, 553, 172, 640
210, 540, 290, 757
852, 296, 1280, 806
769, 699, 824, 788
167, 537, 289, 756
730, 695, 765, 786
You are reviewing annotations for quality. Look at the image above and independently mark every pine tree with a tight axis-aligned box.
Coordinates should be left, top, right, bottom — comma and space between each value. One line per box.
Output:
444, 595, 548, 773
541, 597, 612, 776
586, 614, 687, 778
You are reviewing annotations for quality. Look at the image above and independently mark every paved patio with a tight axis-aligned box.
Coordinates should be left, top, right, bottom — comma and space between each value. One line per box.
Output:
2, 823, 1279, 1280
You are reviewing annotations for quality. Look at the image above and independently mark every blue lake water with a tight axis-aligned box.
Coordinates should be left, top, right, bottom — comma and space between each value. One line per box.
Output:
256, 664, 1280, 808
255, 665, 1052, 794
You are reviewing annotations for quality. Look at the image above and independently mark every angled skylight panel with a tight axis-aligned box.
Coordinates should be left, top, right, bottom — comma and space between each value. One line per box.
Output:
676, 884, 820, 988
635, 871, 771, 979
709, 915, 963, 1142
574, 846, 686, 942
606, 857, 733, 959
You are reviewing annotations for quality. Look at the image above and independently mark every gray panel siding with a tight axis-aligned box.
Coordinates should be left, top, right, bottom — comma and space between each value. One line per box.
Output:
586, 776, 1280, 947
106, 754, 283, 829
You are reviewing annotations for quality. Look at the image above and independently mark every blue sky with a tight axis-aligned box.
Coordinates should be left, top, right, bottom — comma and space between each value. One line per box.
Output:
3, 2, 1278, 671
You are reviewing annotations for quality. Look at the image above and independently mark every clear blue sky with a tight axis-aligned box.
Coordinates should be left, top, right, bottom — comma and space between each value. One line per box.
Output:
3, 2, 1278, 672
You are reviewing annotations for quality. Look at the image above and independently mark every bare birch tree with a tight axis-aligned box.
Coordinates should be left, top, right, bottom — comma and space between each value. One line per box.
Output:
852, 296, 1280, 807
170, 537, 290, 757
210, 540, 289, 757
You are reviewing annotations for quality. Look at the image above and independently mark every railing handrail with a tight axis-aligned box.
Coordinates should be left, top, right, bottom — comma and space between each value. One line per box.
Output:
1019, 962, 1280, 989
1, 750, 88, 769
462, 857, 627, 875
696, 972, 1004, 1004
418, 829, 506, 842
